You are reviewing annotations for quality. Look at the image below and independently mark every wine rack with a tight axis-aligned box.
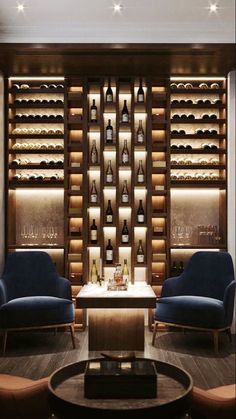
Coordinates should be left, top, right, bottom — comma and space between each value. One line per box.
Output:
6, 75, 228, 331
169, 77, 227, 272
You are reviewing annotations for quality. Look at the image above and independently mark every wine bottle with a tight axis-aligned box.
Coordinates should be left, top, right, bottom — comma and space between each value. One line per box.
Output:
137, 78, 144, 102
91, 259, 98, 283
90, 219, 98, 244
137, 160, 145, 183
178, 261, 184, 274
121, 180, 129, 203
137, 240, 144, 263
121, 100, 129, 122
105, 79, 113, 103
137, 120, 144, 143
121, 140, 129, 164
121, 220, 129, 243
90, 99, 97, 122
137, 200, 145, 223
105, 160, 113, 183
122, 259, 129, 283
90, 140, 98, 164
171, 261, 178, 277
106, 239, 113, 264
105, 119, 113, 143
90, 180, 98, 203
105, 200, 113, 224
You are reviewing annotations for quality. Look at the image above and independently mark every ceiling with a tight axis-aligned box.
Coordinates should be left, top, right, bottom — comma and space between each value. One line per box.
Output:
0, 0, 235, 43
0, 1, 235, 77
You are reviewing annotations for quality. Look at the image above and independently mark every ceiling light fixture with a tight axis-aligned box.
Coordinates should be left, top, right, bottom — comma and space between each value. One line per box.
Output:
17, 3, 25, 12
209, 3, 219, 13
113, 4, 123, 13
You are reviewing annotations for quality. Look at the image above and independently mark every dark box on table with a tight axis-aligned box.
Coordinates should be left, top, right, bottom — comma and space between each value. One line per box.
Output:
84, 359, 157, 399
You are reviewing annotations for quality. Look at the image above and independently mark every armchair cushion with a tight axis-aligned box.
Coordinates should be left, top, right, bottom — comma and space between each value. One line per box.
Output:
156, 295, 225, 329
0, 296, 74, 328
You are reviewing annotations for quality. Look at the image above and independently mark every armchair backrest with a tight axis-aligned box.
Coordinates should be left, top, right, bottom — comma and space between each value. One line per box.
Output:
2, 251, 60, 301
179, 251, 235, 300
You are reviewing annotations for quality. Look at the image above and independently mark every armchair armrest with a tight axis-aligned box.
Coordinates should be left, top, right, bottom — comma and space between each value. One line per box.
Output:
0, 279, 7, 306
161, 276, 182, 297
56, 277, 72, 300
223, 280, 236, 326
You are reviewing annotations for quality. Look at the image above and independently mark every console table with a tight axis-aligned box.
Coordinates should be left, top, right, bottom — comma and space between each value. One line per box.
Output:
49, 358, 193, 419
76, 283, 156, 351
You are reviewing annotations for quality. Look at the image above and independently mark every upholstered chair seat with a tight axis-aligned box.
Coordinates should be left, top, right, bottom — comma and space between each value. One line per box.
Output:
0, 251, 75, 354
152, 251, 235, 352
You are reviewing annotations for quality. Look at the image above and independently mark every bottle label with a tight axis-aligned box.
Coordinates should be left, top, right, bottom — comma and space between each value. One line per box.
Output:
106, 250, 113, 261
91, 109, 97, 120
137, 254, 144, 263
106, 214, 113, 223
138, 94, 144, 102
91, 154, 98, 164
106, 129, 113, 140
138, 214, 144, 223
90, 194, 97, 203
106, 174, 113, 183
106, 94, 113, 102
137, 133, 144, 143
122, 114, 129, 122
122, 194, 129, 203
91, 230, 97, 241
138, 174, 144, 183
122, 154, 129, 164
122, 235, 129, 243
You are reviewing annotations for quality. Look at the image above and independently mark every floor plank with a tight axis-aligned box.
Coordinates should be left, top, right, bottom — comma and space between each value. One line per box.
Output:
0, 328, 235, 389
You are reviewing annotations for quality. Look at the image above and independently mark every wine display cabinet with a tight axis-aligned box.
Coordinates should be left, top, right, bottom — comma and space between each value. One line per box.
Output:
5, 75, 228, 329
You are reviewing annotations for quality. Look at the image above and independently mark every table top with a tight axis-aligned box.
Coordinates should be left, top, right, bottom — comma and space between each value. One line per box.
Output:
49, 357, 193, 419
76, 282, 157, 308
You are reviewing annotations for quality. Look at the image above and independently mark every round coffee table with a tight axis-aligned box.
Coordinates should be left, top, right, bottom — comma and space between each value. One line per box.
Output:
49, 358, 193, 419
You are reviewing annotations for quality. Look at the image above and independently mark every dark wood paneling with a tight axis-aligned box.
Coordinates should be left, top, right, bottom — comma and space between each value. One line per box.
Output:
0, 43, 235, 77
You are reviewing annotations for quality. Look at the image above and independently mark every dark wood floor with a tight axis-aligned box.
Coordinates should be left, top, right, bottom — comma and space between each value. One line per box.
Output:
0, 328, 235, 389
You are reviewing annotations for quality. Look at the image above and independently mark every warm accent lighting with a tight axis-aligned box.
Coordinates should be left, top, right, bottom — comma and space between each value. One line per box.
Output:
9, 76, 65, 81
170, 77, 225, 81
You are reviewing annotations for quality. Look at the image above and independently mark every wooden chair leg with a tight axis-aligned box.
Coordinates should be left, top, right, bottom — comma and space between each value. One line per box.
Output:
226, 328, 232, 343
2, 331, 7, 355
152, 322, 158, 346
213, 330, 219, 354
69, 325, 76, 349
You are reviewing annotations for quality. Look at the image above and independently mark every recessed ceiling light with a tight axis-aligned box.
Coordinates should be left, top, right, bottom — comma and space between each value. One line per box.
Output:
209, 3, 218, 13
17, 3, 25, 12
113, 4, 123, 13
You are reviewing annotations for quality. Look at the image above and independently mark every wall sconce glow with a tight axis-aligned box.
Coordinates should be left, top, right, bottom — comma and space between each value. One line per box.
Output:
113, 3, 123, 13
17, 3, 25, 12
209, 3, 218, 13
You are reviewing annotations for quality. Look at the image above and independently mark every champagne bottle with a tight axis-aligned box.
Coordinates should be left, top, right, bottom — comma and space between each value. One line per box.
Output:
121, 100, 129, 122
137, 120, 144, 143
105, 200, 113, 224
105, 160, 113, 183
90, 180, 98, 203
90, 99, 97, 122
105, 79, 113, 103
106, 239, 113, 264
105, 119, 113, 143
121, 180, 129, 203
137, 160, 144, 183
137, 239, 144, 263
137, 78, 144, 102
122, 259, 129, 283
91, 259, 98, 283
137, 199, 145, 223
121, 140, 129, 164
90, 219, 98, 244
121, 220, 129, 243
90, 140, 98, 164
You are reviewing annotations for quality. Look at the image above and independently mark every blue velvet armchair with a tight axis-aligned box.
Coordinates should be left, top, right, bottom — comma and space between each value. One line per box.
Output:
0, 251, 75, 354
152, 251, 235, 352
